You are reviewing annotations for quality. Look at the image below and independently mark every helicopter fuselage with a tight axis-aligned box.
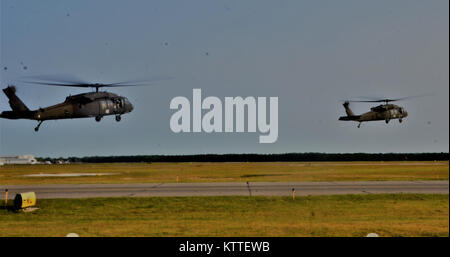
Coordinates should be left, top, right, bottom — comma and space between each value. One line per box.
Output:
32, 92, 133, 121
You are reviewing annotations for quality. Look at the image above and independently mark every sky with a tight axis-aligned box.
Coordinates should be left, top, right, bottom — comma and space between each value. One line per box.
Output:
0, 0, 448, 157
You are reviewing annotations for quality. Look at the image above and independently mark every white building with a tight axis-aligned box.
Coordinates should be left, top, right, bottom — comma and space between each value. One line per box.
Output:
0, 154, 38, 165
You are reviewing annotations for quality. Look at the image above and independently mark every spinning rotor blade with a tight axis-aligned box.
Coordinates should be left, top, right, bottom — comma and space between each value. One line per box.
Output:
386, 95, 430, 101
339, 99, 384, 103
20, 75, 89, 85
344, 94, 428, 103
18, 75, 172, 89
20, 81, 94, 87
104, 76, 173, 87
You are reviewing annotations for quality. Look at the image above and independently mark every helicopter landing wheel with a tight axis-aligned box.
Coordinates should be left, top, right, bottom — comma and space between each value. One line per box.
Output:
399, 119, 403, 123
115, 115, 121, 122
95, 116, 102, 122
357, 123, 361, 128
35, 120, 43, 132
385, 119, 390, 124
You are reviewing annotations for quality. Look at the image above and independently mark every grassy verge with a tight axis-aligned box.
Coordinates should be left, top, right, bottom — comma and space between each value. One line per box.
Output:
0, 194, 448, 237
0, 161, 448, 185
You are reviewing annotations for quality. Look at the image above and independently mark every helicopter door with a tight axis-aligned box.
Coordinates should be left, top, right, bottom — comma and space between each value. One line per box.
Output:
99, 100, 108, 115
390, 109, 396, 118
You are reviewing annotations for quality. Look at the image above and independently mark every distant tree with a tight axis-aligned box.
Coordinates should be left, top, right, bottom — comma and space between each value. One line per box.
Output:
39, 152, 449, 163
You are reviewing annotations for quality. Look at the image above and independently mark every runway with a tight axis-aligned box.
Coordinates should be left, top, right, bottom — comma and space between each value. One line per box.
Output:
1, 180, 448, 199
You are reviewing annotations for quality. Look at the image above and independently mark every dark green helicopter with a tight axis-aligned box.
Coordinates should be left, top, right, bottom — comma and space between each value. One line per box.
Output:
0, 77, 158, 131
338, 97, 421, 128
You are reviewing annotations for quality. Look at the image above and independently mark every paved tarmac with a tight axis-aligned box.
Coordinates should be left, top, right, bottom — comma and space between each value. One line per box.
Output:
1, 181, 448, 199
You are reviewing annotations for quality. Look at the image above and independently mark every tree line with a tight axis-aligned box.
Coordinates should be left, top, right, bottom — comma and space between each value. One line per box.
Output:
38, 152, 449, 163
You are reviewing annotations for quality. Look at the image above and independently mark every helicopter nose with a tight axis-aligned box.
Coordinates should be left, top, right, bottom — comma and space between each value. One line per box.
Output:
129, 102, 134, 112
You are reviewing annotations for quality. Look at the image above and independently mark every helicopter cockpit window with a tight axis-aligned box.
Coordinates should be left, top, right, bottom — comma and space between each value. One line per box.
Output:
111, 98, 123, 108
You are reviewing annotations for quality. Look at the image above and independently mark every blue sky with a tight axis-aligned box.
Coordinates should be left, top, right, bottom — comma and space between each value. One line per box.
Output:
0, 0, 448, 157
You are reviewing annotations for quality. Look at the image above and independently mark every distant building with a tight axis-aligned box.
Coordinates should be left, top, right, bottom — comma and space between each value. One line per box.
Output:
0, 154, 38, 165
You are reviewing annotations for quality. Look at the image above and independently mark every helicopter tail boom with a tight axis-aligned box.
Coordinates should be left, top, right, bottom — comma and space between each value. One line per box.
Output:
0, 110, 34, 119
339, 115, 361, 121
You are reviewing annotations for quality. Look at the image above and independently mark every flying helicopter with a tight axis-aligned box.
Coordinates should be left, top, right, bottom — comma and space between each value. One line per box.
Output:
338, 97, 419, 128
0, 76, 161, 131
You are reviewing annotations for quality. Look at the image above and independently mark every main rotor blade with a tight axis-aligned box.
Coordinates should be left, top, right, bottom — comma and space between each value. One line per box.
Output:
104, 76, 173, 86
387, 94, 430, 101
19, 81, 93, 87
20, 80, 150, 88
18, 75, 173, 88
345, 94, 429, 103
20, 75, 90, 85
346, 100, 388, 103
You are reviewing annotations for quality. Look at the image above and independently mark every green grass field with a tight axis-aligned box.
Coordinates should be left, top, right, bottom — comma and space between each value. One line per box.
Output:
0, 161, 448, 185
0, 194, 447, 237
1, 162, 447, 237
